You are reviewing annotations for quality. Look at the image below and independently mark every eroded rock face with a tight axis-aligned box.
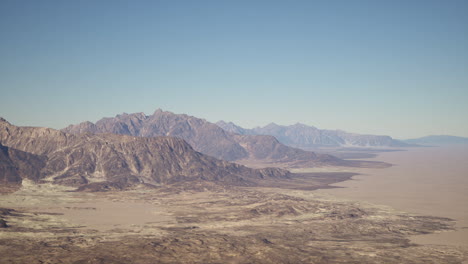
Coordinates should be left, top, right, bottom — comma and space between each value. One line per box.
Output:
0, 119, 290, 190
0, 143, 46, 185
0, 144, 21, 184
61, 109, 345, 167
0, 208, 16, 228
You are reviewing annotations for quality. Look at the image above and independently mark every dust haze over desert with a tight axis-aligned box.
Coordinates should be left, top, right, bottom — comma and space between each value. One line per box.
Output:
1, 1, 468, 264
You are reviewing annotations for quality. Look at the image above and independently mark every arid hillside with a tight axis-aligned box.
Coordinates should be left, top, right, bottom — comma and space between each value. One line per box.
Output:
0, 118, 290, 191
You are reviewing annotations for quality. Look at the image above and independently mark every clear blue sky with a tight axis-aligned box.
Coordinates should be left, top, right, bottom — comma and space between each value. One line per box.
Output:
1, 0, 467, 139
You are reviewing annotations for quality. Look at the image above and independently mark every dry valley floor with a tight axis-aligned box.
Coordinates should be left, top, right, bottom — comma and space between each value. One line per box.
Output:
1, 174, 467, 264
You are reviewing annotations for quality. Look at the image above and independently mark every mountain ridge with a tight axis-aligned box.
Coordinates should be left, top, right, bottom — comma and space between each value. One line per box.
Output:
62, 109, 368, 168
216, 121, 411, 149
0, 118, 292, 191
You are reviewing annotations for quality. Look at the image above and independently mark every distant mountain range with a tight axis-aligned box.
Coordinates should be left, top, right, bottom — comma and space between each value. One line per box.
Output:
216, 121, 411, 149
63, 109, 387, 168
0, 118, 291, 191
404, 135, 468, 146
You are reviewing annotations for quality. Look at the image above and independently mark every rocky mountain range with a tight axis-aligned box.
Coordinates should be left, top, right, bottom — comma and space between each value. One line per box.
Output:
404, 135, 468, 146
0, 118, 291, 191
216, 121, 411, 149
62, 109, 361, 168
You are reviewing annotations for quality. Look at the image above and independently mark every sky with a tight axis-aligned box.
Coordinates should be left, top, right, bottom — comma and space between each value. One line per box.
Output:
0, 0, 467, 139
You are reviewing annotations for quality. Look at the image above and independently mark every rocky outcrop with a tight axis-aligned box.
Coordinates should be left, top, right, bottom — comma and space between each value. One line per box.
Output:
0, 143, 21, 184
0, 208, 14, 228
0, 143, 46, 185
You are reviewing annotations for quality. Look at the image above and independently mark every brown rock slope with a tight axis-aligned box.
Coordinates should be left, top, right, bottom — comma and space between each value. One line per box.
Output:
0, 143, 22, 185
63, 110, 249, 161
0, 118, 290, 191
0, 143, 46, 185
62, 109, 384, 168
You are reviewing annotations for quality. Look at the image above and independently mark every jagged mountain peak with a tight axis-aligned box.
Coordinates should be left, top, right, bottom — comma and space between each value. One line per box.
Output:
116, 112, 147, 118
216, 120, 235, 126
289, 123, 318, 130
264, 122, 280, 128
152, 108, 164, 115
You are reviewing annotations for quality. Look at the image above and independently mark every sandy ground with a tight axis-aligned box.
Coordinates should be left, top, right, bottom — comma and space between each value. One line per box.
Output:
310, 145, 468, 254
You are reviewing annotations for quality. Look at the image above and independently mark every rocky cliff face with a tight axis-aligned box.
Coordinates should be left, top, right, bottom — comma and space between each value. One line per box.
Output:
0, 118, 291, 191
0, 143, 46, 185
0, 144, 22, 185
62, 109, 344, 167
217, 121, 411, 148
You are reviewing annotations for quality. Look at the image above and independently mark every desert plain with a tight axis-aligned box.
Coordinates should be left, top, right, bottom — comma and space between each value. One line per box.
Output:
1, 146, 468, 263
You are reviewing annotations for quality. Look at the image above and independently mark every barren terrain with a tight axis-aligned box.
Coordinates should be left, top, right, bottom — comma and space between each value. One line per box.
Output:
314, 146, 468, 253
1, 173, 467, 263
